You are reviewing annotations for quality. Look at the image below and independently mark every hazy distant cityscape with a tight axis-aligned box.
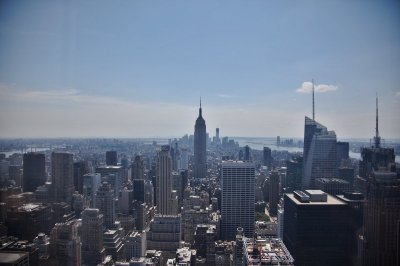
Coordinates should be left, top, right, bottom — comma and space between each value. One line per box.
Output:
1, 1, 400, 266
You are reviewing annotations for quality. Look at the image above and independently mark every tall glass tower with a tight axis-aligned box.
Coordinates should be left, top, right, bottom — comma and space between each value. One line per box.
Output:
194, 100, 207, 179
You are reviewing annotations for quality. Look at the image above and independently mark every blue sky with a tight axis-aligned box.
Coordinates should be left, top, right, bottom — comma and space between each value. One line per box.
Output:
0, 0, 399, 139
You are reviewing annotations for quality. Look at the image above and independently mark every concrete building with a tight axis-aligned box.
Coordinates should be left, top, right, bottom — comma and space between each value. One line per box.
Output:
83, 173, 101, 207
221, 161, 255, 240
96, 182, 116, 229
51, 152, 74, 203
146, 215, 181, 260
106, 151, 118, 166
244, 237, 294, 265
124, 230, 146, 260
132, 155, 144, 180
22, 152, 46, 193
6, 203, 52, 241
283, 190, 354, 266
103, 229, 124, 261
268, 170, 279, 216
50, 221, 81, 266
315, 177, 351, 196
81, 208, 105, 265
194, 100, 207, 179
156, 145, 174, 215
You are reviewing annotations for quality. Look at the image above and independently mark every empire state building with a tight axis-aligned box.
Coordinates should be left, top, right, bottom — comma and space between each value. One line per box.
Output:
194, 100, 207, 178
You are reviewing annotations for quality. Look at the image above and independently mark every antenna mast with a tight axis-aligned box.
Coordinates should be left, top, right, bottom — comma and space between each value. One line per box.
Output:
312, 79, 315, 121
374, 94, 381, 148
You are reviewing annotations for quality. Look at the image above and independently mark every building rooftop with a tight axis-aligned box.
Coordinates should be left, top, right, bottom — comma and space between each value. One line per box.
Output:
0, 252, 28, 263
244, 237, 294, 265
287, 192, 346, 205
315, 178, 350, 184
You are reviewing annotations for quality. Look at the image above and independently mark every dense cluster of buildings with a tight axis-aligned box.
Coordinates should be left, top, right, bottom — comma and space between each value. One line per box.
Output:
0, 98, 398, 266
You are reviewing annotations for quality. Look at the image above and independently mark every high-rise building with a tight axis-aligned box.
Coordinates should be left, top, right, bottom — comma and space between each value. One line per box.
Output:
132, 155, 144, 180
283, 190, 354, 266
315, 177, 351, 196
146, 215, 181, 260
106, 151, 118, 166
23, 152, 46, 192
244, 145, 250, 161
73, 161, 88, 194
95, 182, 116, 229
336, 141, 349, 167
194, 100, 207, 179
268, 171, 279, 216
221, 161, 255, 240
156, 145, 174, 215
51, 152, 74, 203
124, 230, 146, 260
83, 173, 101, 207
285, 156, 303, 192
81, 208, 105, 265
302, 117, 338, 189
361, 96, 400, 266
50, 220, 81, 266
263, 147, 272, 167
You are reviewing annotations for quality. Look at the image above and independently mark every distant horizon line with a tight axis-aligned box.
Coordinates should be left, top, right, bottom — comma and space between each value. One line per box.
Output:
1, 136, 400, 142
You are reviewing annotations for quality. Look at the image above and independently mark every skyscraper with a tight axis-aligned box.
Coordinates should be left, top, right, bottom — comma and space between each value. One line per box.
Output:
268, 170, 279, 215
49, 220, 81, 266
156, 145, 173, 215
95, 182, 116, 228
106, 151, 117, 166
51, 152, 74, 203
23, 152, 46, 192
283, 190, 354, 266
73, 161, 88, 194
361, 96, 400, 266
302, 117, 338, 189
221, 161, 255, 240
194, 100, 207, 179
81, 208, 105, 265
132, 155, 144, 180
263, 147, 272, 167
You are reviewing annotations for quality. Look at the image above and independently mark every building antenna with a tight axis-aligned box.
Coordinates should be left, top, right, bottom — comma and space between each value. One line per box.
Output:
374, 93, 381, 148
312, 79, 315, 121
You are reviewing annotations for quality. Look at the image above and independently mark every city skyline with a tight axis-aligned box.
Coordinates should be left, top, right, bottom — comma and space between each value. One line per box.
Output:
0, 0, 399, 139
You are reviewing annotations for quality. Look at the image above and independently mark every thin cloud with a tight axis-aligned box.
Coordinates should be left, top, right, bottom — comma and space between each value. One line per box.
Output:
296, 81, 338, 93
396, 91, 400, 97
217, 93, 236, 98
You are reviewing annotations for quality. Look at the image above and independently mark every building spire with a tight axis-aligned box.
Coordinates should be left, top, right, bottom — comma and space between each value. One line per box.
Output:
199, 97, 202, 117
312, 79, 315, 121
374, 93, 381, 148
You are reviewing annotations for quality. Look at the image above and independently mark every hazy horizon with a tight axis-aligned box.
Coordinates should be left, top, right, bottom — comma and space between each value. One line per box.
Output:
1, 0, 399, 139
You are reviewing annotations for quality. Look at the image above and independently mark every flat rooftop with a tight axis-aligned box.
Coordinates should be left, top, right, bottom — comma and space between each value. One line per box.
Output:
287, 193, 346, 205
0, 252, 27, 263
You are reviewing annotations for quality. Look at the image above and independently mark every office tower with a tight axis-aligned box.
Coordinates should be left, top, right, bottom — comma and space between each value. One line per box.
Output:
6, 203, 52, 241
9, 165, 22, 187
33, 233, 50, 260
146, 215, 181, 260
50, 221, 81, 266
361, 96, 400, 266
221, 161, 255, 240
194, 100, 207, 179
73, 161, 88, 194
244, 145, 250, 161
193, 224, 217, 262
23, 152, 46, 192
302, 117, 338, 189
133, 179, 154, 206
119, 187, 133, 214
315, 178, 351, 195
51, 152, 74, 203
285, 156, 303, 192
283, 190, 354, 266
277, 136, 280, 146
263, 147, 272, 167
124, 230, 146, 260
103, 226, 125, 261
336, 141, 349, 167
96, 182, 116, 228
179, 148, 189, 170
83, 173, 101, 207
132, 155, 144, 180
268, 171, 279, 215
81, 208, 105, 265
106, 151, 118, 166
96, 165, 126, 198
156, 145, 173, 215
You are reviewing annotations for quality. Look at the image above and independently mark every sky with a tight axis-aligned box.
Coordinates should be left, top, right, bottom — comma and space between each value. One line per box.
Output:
0, 0, 399, 139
